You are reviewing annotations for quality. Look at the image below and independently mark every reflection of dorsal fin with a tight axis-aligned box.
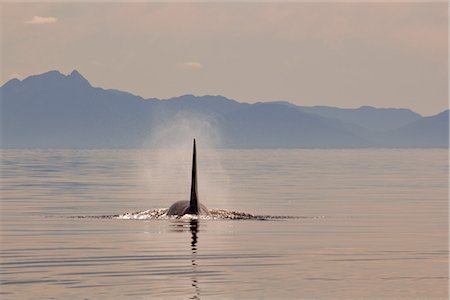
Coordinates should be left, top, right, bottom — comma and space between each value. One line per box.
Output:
186, 139, 199, 214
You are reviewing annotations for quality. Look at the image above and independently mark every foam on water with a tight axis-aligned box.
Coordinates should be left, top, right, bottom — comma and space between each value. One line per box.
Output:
71, 208, 322, 220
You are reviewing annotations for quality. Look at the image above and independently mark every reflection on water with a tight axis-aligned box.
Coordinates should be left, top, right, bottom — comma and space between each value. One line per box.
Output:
1, 149, 448, 299
189, 220, 200, 300
168, 219, 201, 299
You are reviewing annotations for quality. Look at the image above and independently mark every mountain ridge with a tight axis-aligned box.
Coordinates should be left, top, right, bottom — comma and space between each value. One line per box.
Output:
1, 70, 448, 148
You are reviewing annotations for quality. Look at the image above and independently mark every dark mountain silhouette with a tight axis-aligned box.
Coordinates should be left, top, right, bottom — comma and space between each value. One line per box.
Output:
1, 70, 448, 148
297, 105, 421, 132
269, 101, 422, 131
2, 70, 154, 148
381, 110, 449, 148
219, 102, 370, 148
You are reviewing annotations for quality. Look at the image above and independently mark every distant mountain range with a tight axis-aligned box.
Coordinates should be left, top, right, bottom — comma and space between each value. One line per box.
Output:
1, 70, 448, 148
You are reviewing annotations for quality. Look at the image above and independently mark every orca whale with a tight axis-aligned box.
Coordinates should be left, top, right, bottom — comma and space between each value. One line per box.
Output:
167, 139, 210, 216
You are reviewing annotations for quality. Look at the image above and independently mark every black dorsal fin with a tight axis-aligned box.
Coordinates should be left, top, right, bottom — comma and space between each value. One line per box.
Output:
187, 139, 199, 214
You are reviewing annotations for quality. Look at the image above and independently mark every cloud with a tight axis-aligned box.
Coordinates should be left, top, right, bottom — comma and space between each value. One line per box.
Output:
90, 60, 104, 66
25, 16, 58, 25
178, 61, 204, 70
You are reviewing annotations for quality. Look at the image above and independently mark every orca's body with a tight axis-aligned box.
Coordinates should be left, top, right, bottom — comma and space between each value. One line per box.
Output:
167, 139, 210, 216
166, 200, 210, 216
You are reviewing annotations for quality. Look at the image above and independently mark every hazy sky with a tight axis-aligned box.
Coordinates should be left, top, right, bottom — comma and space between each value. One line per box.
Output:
2, 2, 448, 115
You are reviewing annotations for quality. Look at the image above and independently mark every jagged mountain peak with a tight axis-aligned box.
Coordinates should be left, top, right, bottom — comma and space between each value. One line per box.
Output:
1, 70, 447, 148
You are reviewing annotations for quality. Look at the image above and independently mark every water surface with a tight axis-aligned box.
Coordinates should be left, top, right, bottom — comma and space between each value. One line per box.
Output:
1, 149, 448, 299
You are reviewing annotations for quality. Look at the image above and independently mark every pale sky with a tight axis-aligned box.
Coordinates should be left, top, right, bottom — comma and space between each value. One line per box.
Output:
1, 2, 448, 116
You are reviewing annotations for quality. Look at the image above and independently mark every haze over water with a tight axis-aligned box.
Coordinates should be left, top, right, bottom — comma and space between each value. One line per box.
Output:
0, 149, 448, 299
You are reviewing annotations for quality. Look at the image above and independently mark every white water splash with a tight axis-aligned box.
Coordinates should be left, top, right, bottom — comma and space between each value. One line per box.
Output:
110, 208, 321, 221
141, 111, 231, 209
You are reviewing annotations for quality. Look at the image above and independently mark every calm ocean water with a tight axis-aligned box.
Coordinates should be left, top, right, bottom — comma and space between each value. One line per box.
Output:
1, 149, 448, 299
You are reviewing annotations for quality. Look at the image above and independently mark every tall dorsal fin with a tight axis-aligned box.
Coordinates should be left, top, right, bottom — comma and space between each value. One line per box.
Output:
186, 139, 199, 214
